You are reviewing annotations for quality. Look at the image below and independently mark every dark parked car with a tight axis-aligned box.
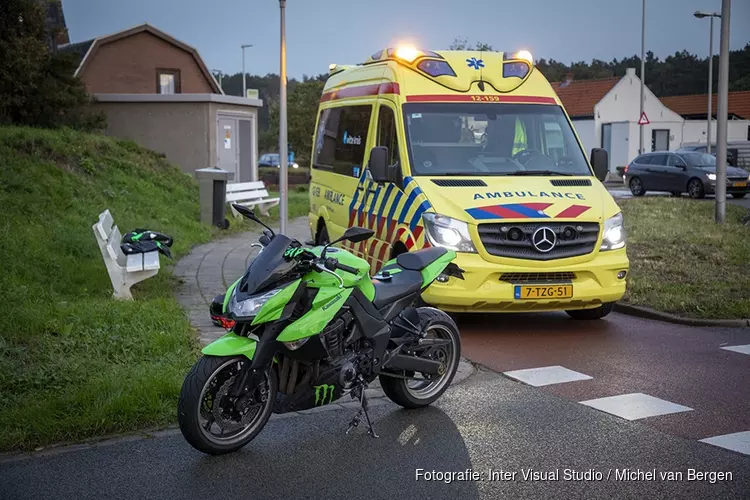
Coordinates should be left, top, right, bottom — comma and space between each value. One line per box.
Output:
624, 151, 749, 199
259, 153, 299, 169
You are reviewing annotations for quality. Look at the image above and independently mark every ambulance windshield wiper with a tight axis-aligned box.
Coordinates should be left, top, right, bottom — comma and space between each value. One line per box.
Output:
506, 170, 574, 176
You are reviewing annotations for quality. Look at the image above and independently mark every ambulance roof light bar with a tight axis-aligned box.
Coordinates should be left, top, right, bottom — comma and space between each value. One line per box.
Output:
503, 50, 534, 66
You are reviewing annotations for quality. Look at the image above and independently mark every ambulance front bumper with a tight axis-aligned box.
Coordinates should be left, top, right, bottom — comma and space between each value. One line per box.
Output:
421, 248, 629, 313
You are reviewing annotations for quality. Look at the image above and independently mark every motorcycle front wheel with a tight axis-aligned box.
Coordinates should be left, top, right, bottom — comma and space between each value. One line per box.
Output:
178, 355, 277, 455
379, 307, 461, 409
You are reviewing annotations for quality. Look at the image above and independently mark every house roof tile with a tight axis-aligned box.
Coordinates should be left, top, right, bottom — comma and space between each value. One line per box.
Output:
550, 77, 620, 118
660, 91, 750, 120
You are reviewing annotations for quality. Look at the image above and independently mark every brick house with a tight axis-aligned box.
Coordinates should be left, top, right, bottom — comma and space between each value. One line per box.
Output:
60, 24, 262, 181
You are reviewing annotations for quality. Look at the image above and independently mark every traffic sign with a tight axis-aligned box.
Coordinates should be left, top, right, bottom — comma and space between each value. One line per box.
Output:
638, 112, 650, 125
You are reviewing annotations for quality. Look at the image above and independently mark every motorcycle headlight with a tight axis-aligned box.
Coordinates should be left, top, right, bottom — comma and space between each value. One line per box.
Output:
600, 212, 626, 251
707, 173, 717, 181
422, 213, 476, 253
228, 287, 283, 319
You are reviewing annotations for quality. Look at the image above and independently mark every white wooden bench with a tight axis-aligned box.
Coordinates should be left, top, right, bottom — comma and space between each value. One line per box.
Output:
226, 181, 280, 217
92, 209, 160, 300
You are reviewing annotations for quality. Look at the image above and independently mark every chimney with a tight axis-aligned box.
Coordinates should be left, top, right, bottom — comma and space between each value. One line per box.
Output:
560, 72, 574, 88
626, 68, 636, 77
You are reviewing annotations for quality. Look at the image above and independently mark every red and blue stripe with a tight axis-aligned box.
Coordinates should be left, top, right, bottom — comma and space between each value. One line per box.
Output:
466, 202, 590, 220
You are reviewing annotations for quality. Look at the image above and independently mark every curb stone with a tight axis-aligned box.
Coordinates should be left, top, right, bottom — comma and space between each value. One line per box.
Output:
614, 302, 750, 328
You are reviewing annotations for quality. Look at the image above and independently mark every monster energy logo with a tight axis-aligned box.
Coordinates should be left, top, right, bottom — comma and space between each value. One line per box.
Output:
284, 247, 304, 259
314, 384, 335, 406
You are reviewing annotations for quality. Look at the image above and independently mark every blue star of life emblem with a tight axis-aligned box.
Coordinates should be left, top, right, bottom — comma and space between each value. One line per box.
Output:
466, 57, 484, 69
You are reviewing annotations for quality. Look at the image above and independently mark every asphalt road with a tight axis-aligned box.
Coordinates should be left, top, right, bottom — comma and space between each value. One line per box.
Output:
1, 364, 749, 500
458, 312, 750, 442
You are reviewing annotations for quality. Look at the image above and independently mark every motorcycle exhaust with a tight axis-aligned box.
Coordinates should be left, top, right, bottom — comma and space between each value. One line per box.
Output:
383, 354, 442, 375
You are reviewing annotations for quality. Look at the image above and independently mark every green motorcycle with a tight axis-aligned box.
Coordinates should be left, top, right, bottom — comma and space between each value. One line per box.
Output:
177, 204, 462, 455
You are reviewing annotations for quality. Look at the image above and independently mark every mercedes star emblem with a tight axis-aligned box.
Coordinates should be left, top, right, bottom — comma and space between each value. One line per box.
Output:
532, 227, 557, 253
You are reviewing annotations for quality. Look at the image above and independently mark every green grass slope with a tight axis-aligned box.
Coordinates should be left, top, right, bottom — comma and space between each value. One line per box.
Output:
0, 127, 214, 451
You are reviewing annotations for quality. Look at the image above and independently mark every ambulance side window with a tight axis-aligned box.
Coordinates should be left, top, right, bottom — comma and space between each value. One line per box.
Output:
377, 106, 400, 167
312, 105, 372, 177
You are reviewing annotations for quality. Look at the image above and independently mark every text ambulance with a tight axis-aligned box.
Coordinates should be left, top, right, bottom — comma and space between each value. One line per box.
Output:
308, 47, 628, 319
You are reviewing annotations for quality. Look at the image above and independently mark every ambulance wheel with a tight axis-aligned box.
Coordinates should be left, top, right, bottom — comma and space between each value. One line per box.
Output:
566, 303, 615, 320
316, 224, 329, 246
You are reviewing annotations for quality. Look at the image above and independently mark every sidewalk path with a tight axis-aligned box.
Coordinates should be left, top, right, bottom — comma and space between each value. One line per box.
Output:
172, 216, 475, 410
174, 216, 310, 345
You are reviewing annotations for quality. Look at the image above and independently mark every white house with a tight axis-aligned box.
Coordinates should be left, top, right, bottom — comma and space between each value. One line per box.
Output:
552, 70, 750, 172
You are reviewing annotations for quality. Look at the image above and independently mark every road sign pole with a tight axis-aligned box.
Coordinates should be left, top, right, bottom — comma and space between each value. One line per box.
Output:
639, 0, 646, 154
278, 0, 289, 234
715, 0, 731, 224
707, 16, 714, 153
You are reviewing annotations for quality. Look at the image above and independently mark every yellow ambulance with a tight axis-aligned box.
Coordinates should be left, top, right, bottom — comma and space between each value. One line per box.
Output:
308, 47, 628, 319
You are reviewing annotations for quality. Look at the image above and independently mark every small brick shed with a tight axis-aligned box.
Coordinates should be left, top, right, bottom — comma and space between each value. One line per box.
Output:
61, 23, 263, 180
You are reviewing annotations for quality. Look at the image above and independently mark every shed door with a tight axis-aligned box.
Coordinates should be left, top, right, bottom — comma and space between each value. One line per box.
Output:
218, 117, 239, 179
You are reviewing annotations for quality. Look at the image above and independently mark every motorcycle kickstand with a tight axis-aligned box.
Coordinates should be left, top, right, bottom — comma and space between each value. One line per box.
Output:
346, 384, 379, 438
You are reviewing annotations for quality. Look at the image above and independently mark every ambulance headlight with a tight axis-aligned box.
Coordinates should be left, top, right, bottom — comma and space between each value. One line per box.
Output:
600, 212, 626, 251
422, 213, 477, 253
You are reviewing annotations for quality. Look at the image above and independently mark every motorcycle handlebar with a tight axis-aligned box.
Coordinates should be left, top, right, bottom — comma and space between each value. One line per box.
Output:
335, 262, 359, 275
323, 257, 358, 275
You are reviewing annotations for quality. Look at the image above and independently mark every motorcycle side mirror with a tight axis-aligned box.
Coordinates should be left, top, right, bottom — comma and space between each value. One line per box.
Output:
342, 226, 375, 243
231, 203, 275, 236
321, 227, 375, 258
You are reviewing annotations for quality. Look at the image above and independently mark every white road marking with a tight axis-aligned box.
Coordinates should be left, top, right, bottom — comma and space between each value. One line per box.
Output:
503, 366, 592, 387
720, 344, 750, 355
579, 393, 693, 421
700, 431, 750, 456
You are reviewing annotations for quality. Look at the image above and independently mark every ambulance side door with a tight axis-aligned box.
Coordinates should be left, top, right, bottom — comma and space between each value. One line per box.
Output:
311, 104, 374, 242
363, 100, 404, 272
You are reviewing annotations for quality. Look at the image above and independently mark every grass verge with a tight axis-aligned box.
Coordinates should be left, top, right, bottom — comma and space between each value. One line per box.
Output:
619, 197, 750, 319
0, 126, 214, 451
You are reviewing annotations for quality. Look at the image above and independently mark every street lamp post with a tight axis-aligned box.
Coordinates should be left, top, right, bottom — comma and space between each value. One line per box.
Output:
714, 0, 731, 224
694, 11, 721, 153
639, 0, 646, 155
241, 44, 253, 98
278, 0, 289, 234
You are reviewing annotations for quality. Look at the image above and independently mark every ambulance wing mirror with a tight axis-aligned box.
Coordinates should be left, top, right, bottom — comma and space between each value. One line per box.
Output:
590, 148, 609, 182
368, 146, 397, 184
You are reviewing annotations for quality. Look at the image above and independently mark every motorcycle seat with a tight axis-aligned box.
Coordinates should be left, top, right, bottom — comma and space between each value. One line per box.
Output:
396, 247, 447, 271
372, 268, 424, 309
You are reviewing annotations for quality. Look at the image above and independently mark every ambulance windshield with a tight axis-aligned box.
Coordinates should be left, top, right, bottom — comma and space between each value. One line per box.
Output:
403, 103, 591, 177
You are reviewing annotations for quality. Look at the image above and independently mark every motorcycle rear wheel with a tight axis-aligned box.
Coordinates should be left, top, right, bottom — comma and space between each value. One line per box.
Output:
379, 307, 461, 409
178, 355, 277, 455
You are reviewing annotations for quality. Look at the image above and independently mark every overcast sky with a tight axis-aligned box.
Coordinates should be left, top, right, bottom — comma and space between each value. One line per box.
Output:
62, 0, 750, 79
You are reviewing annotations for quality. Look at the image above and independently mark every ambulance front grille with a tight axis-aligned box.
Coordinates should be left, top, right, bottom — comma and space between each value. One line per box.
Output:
478, 222, 600, 261
500, 272, 576, 284
549, 179, 592, 187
